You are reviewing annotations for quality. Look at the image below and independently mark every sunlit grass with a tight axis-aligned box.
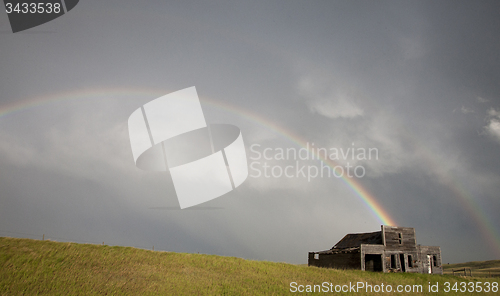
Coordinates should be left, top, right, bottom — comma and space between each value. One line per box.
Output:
443, 260, 500, 278
1, 237, 498, 295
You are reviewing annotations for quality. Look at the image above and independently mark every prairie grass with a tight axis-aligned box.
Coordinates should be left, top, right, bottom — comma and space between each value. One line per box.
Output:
1, 237, 498, 295
443, 260, 500, 278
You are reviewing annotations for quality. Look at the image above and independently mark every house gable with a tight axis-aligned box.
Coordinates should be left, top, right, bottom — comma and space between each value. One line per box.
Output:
382, 226, 416, 249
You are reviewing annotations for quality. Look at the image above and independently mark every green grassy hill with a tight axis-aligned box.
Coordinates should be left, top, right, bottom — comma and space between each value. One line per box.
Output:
1, 237, 498, 295
443, 260, 500, 278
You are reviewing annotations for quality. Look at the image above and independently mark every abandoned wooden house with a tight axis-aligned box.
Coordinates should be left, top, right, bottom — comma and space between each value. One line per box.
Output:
308, 225, 442, 274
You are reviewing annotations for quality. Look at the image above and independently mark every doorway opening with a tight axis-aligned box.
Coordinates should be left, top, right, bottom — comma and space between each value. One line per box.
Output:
365, 254, 383, 272
400, 254, 406, 272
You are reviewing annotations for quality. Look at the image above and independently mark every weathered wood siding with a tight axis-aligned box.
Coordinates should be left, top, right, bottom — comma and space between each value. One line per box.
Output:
308, 252, 361, 269
360, 244, 385, 272
383, 226, 416, 249
417, 245, 443, 274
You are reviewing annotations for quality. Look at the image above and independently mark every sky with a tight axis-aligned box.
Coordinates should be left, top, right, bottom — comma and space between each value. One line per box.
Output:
0, 0, 499, 264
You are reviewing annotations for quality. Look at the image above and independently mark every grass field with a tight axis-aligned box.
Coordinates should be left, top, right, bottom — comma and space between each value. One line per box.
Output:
443, 260, 500, 278
1, 237, 498, 295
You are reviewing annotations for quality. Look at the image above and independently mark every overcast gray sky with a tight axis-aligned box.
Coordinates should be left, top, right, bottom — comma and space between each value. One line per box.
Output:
1, 0, 499, 264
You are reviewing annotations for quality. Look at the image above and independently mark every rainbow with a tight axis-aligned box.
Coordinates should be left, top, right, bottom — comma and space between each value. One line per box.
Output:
0, 87, 396, 226
4, 87, 500, 257
198, 95, 500, 257
401, 131, 500, 257
199, 95, 398, 226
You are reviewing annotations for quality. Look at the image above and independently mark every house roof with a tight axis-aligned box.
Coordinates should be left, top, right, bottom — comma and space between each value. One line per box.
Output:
316, 247, 360, 254
333, 231, 383, 249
